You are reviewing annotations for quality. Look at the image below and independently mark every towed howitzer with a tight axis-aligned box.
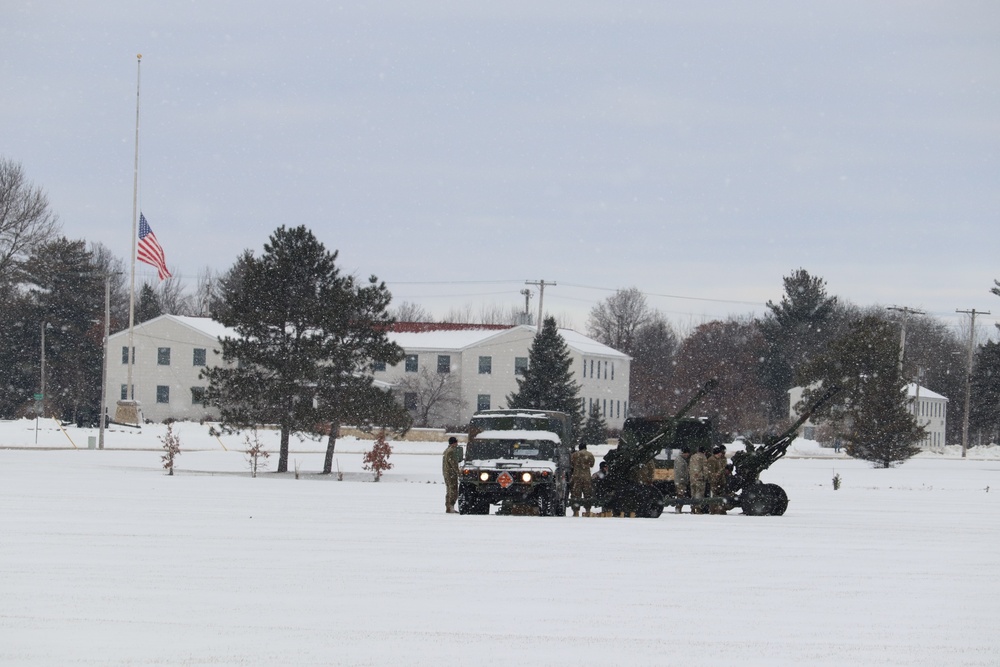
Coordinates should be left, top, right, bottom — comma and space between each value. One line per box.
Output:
728, 384, 841, 516
600, 379, 719, 518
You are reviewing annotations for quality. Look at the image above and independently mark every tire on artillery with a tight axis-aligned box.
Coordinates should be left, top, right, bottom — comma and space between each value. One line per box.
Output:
740, 482, 788, 516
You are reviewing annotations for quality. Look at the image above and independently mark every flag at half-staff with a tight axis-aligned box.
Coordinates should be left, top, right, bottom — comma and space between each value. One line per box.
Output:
137, 212, 172, 280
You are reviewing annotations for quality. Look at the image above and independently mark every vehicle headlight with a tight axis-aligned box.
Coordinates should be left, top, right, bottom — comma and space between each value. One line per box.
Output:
479, 472, 490, 482
521, 472, 533, 484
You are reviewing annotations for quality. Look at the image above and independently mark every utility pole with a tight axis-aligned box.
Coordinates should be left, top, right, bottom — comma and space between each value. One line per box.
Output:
99, 274, 112, 449
956, 308, 989, 459
519, 288, 534, 326
887, 306, 924, 374
525, 280, 555, 333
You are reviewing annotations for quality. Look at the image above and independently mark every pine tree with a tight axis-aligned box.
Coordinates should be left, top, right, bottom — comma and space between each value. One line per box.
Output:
580, 403, 608, 447
507, 317, 582, 438
970, 340, 1000, 443
759, 269, 840, 420
203, 225, 406, 473
801, 314, 923, 468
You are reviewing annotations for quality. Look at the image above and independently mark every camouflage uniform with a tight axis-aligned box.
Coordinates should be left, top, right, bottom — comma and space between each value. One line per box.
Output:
673, 450, 690, 513
442, 439, 460, 513
569, 446, 596, 516
688, 448, 708, 513
707, 448, 727, 514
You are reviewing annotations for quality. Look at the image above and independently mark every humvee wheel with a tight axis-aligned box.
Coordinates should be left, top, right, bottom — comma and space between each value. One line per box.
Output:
458, 486, 489, 515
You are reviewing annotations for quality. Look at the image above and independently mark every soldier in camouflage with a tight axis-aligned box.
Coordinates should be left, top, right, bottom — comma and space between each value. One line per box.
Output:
569, 443, 596, 517
688, 446, 709, 514
442, 436, 460, 513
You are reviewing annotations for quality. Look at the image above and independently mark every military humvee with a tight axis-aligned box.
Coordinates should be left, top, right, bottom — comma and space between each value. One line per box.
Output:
457, 409, 574, 516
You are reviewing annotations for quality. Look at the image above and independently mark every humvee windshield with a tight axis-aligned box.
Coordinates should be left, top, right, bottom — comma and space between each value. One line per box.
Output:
466, 439, 555, 461
468, 412, 571, 443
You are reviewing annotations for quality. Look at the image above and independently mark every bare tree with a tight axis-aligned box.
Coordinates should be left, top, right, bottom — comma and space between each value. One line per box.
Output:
392, 300, 434, 322
394, 367, 465, 427
89, 242, 130, 329
0, 158, 60, 283
586, 287, 653, 354
191, 266, 219, 317
157, 275, 192, 315
441, 303, 475, 324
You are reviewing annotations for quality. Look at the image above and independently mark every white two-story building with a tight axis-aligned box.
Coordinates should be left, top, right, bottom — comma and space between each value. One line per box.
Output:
376, 323, 631, 429
105, 317, 632, 429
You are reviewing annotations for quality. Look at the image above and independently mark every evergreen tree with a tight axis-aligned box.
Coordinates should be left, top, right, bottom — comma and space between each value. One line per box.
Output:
135, 284, 162, 322
580, 403, 608, 447
800, 314, 923, 468
759, 268, 840, 420
507, 316, 582, 437
203, 225, 406, 473
970, 340, 1000, 444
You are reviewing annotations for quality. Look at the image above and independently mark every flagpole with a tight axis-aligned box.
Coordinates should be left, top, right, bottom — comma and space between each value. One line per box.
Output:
118, 53, 142, 425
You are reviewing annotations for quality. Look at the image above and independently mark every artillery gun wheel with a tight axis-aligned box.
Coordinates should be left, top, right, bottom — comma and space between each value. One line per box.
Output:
638, 486, 664, 518
762, 483, 788, 515
740, 483, 788, 516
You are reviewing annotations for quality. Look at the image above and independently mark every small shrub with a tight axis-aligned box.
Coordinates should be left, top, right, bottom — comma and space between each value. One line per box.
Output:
244, 430, 270, 478
160, 423, 181, 476
362, 429, 393, 481
832, 472, 841, 490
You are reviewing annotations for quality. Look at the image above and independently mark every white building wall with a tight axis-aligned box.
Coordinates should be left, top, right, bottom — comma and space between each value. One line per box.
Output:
105, 318, 631, 429
789, 383, 948, 450
106, 316, 225, 424
375, 326, 631, 429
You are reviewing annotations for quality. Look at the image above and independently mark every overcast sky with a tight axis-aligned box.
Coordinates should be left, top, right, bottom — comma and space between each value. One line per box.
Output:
4, 2, 998, 333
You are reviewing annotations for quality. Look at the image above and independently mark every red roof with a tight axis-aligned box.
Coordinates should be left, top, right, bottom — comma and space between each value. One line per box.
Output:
390, 322, 515, 333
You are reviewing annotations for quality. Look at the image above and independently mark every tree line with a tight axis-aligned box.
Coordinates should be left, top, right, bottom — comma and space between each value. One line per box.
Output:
3, 157, 1000, 467
584, 274, 1000, 466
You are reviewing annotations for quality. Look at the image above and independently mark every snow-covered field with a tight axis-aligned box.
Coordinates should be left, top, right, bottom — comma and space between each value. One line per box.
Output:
1, 419, 998, 666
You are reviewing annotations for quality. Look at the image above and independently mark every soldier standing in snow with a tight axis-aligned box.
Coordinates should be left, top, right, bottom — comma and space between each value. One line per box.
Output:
689, 446, 709, 514
442, 436, 460, 513
569, 444, 596, 516
707, 445, 728, 514
673, 446, 691, 513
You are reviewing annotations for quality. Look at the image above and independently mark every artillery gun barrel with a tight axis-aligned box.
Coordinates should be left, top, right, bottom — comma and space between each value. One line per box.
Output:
619, 378, 719, 462
732, 384, 841, 490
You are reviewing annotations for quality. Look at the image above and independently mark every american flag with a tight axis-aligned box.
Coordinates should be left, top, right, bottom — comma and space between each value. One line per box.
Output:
137, 213, 172, 280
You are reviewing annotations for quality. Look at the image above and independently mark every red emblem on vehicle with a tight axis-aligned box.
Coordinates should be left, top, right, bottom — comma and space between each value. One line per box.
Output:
497, 471, 514, 489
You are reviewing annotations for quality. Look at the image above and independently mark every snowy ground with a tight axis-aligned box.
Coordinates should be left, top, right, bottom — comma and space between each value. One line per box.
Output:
1, 419, 998, 666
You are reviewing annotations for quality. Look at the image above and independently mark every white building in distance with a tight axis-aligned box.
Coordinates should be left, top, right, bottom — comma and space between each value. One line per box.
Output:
106, 315, 235, 424
788, 383, 948, 450
375, 323, 631, 429
105, 317, 631, 429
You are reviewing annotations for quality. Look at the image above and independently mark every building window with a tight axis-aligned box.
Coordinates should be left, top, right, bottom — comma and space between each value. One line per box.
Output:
373, 360, 386, 372
437, 355, 451, 374
191, 387, 206, 405
582, 358, 587, 378
477, 394, 491, 411
120, 384, 128, 400
157, 347, 171, 366
403, 392, 417, 410
156, 385, 170, 404
121, 346, 134, 364
515, 357, 528, 375
405, 355, 418, 373
589, 360, 594, 377
193, 348, 207, 366
478, 356, 492, 374
611, 363, 615, 381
